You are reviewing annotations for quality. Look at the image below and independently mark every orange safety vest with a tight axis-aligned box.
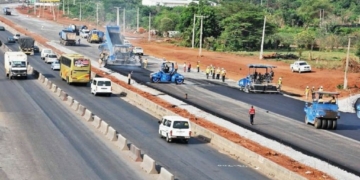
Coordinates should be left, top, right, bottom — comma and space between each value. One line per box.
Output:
249, 108, 255, 115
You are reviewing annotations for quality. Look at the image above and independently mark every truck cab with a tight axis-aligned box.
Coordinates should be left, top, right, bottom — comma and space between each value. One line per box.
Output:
4, 52, 28, 79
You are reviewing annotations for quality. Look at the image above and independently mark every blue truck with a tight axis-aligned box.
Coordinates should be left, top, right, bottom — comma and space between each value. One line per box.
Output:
238, 64, 278, 93
304, 91, 340, 130
59, 30, 77, 46
150, 62, 184, 84
3, 7, 11, 15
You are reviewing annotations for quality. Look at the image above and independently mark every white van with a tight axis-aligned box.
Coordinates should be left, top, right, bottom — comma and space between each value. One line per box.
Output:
91, 77, 112, 96
158, 116, 191, 143
41, 48, 53, 60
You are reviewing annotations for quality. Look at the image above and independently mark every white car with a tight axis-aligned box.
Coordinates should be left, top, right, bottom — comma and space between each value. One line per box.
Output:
91, 77, 112, 96
13, 34, 20, 41
290, 60, 312, 73
41, 48, 53, 60
51, 61, 60, 70
133, 47, 144, 55
158, 116, 191, 143
80, 29, 90, 38
44, 53, 58, 63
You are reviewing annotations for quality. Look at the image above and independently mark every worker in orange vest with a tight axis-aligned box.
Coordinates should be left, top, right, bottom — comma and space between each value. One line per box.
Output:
197, 61, 200, 72
249, 106, 255, 125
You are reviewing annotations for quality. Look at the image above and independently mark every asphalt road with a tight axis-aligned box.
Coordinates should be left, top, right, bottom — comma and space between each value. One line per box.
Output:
2, 11, 360, 176
0, 30, 268, 179
0, 50, 148, 179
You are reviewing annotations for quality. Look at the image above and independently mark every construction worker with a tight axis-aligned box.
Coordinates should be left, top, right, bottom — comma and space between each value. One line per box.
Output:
174, 62, 178, 73
329, 96, 336, 104
311, 86, 316, 101
305, 86, 309, 100
221, 68, 226, 82
197, 61, 200, 72
277, 77, 282, 91
216, 67, 221, 79
210, 64, 214, 75
188, 62, 191, 72
205, 66, 210, 79
78, 38, 81, 45
318, 86, 324, 99
99, 52, 105, 68
143, 58, 148, 68
183, 62, 187, 72
249, 105, 256, 125
212, 66, 216, 79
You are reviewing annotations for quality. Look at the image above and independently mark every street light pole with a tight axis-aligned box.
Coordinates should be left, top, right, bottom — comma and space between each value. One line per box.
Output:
137, 7, 139, 32
196, 15, 207, 57
79, 2, 82, 21
148, 12, 151, 42
259, 16, 266, 60
344, 37, 351, 89
191, 14, 196, 48
114, 7, 121, 26
96, 3, 99, 28
67, 0, 69, 15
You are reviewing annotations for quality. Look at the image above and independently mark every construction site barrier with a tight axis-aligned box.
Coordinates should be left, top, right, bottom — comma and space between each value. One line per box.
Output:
83, 109, 93, 121
140, 154, 158, 174
116, 134, 129, 151
157, 167, 174, 180
66, 96, 74, 106
71, 100, 79, 111
92, 115, 101, 129
77, 104, 86, 116
51, 84, 57, 93
129, 144, 142, 162
59, 90, 67, 101
100, 120, 109, 135
106, 126, 117, 141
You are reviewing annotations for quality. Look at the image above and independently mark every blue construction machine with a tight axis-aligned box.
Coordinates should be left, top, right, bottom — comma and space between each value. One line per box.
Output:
150, 61, 184, 84
238, 64, 278, 93
355, 98, 360, 118
304, 91, 340, 130
98, 25, 139, 66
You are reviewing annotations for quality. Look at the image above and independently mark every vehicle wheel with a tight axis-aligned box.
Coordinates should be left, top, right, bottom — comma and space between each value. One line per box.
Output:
291, 68, 294, 72
152, 77, 160, 83
321, 119, 327, 129
299, 70, 301, 73
326, 120, 333, 129
183, 139, 189, 144
314, 118, 322, 129
6, 73, 8, 77
244, 86, 250, 93
176, 78, 184, 84
305, 116, 308, 125
159, 131, 162, 138
166, 134, 171, 143
332, 120, 337, 130
108, 93, 111, 97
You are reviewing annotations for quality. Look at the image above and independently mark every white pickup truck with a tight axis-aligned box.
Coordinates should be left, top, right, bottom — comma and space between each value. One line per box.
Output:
133, 47, 144, 55
290, 60, 312, 73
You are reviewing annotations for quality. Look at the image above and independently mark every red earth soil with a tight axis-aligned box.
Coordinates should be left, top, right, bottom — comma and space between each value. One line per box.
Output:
7, 6, 337, 179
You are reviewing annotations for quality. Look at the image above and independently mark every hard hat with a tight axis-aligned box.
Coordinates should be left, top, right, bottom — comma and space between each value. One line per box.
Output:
320, 86, 323, 88
306, 86, 309, 88
312, 86, 314, 88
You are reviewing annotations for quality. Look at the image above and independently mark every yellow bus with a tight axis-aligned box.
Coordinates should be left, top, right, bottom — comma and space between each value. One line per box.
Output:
59, 53, 91, 85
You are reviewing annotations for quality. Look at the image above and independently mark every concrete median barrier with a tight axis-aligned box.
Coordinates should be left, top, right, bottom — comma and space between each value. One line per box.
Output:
92, 115, 101, 129
46, 80, 52, 89
66, 96, 74, 106
59, 90, 67, 101
51, 84, 57, 93
129, 144, 142, 162
56, 87, 62, 97
32, 69, 39, 79
71, 100, 79, 111
44, 77, 48, 85
83, 109, 93, 121
99, 120, 109, 135
106, 126, 117, 141
38, 73, 45, 83
77, 104, 86, 116
28, 66, 34, 75
157, 167, 174, 180
116, 134, 129, 151
140, 154, 158, 174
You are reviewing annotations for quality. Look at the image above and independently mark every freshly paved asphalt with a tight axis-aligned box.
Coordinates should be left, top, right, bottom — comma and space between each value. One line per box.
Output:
0, 28, 268, 179
2, 9, 360, 176
0, 50, 147, 179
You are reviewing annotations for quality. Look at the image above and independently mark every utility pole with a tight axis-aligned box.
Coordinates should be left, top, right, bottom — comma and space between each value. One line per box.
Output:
148, 12, 151, 42
344, 37, 351, 89
73, 0, 75, 5
79, 2, 82, 21
96, 3, 99, 28
67, 0, 69, 15
52, 2, 56, 20
196, 15, 207, 57
114, 7, 121, 26
137, 7, 139, 32
62, 0, 64, 15
260, 16, 266, 60
34, 0, 36, 15
123, 8, 126, 33
191, 14, 196, 49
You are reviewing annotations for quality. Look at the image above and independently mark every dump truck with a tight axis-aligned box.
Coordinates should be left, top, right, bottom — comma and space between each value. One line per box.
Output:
3, 7, 11, 15
59, 30, 77, 46
68, 24, 80, 35
18, 36, 35, 55
5, 51, 28, 79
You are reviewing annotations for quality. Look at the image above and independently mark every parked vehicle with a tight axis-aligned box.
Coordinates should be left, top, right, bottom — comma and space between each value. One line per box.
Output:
90, 77, 112, 96
67, 24, 80, 36
59, 30, 76, 46
304, 91, 340, 130
133, 47, 144, 56
13, 34, 20, 41
51, 61, 60, 70
44, 53, 58, 63
0, 26, 5, 31
80, 29, 90, 38
7, 36, 15, 43
4, 51, 28, 79
18, 36, 35, 55
150, 61, 185, 84
290, 60, 312, 73
158, 116, 191, 143
41, 48, 53, 60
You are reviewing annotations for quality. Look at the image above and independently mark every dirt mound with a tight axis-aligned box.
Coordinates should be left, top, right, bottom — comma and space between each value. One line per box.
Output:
343, 58, 360, 73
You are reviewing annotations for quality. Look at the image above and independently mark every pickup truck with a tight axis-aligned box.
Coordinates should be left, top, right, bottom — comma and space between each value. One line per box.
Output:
133, 47, 144, 55
290, 60, 311, 73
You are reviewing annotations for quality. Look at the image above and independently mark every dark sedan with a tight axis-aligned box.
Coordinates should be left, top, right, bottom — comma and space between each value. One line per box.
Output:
0, 26, 5, 31
34, 46, 40, 53
7, 36, 15, 43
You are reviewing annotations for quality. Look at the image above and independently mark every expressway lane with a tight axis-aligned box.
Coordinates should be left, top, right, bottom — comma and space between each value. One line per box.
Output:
2, 10, 360, 175
0, 30, 268, 179
0, 51, 147, 179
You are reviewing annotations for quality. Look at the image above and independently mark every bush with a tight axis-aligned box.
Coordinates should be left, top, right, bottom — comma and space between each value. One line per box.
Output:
337, 84, 344, 89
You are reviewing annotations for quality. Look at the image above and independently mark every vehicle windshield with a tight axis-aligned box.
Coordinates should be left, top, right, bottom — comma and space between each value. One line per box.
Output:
53, 61, 59, 64
299, 62, 308, 66
98, 81, 111, 86
48, 54, 57, 58
44, 50, 52, 53
15, 34, 20, 37
172, 121, 189, 129
12, 61, 26, 67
